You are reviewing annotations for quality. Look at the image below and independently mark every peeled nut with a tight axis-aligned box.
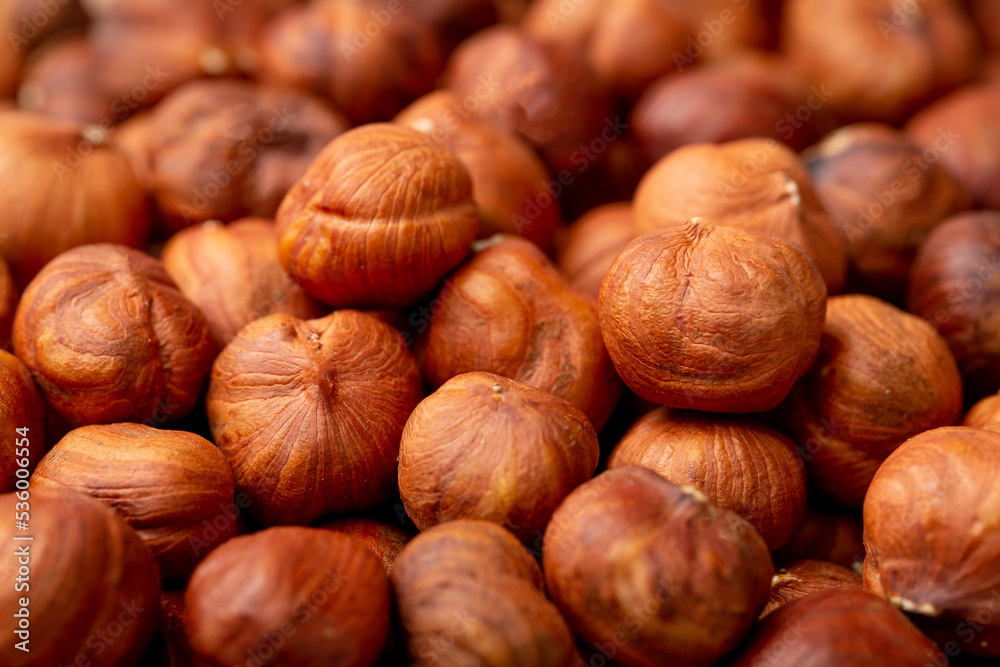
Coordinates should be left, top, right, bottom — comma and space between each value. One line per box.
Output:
557, 202, 638, 303
322, 517, 411, 574
0, 350, 46, 493
761, 559, 863, 618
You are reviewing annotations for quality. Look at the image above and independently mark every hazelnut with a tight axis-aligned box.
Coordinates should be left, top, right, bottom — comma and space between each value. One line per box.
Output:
392, 520, 580, 667
13, 244, 217, 428
543, 466, 774, 666
599, 220, 827, 413
111, 110, 156, 192
276, 123, 479, 310
673, 0, 771, 59
729, 590, 943, 666
964, 392, 1000, 432
805, 123, 966, 299
161, 218, 326, 349
31, 423, 236, 581
185, 526, 391, 667
0, 111, 151, 287
772, 504, 865, 570
205, 310, 423, 525
633, 138, 847, 293
0, 350, 46, 493
782, 0, 979, 123
422, 234, 621, 431
322, 517, 411, 574
17, 36, 110, 125
907, 212, 1000, 400
0, 488, 161, 667
761, 559, 863, 618
556, 202, 639, 303
398, 371, 599, 543
608, 407, 808, 550
0, 256, 18, 350
395, 90, 561, 252
863, 426, 1000, 657
777, 294, 963, 507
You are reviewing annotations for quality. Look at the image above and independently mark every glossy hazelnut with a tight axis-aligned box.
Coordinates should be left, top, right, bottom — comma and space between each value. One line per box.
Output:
322, 517, 411, 574
964, 392, 1000, 432
13, 244, 216, 428
0, 256, 17, 350
557, 202, 639, 303
31, 423, 236, 581
206, 309, 423, 525
423, 234, 621, 431
0, 111, 151, 287
395, 90, 561, 252
805, 123, 966, 299
17, 36, 110, 125
633, 138, 846, 293
778, 294, 963, 506
277, 123, 479, 310
543, 466, 773, 666
761, 559, 863, 618
399, 371, 599, 543
782, 0, 979, 123
161, 218, 325, 349
0, 350, 45, 493
392, 520, 579, 667
907, 212, 1000, 400
863, 426, 1000, 657
772, 504, 865, 569
599, 220, 826, 413
186, 526, 390, 667
0, 488, 161, 667
608, 407, 808, 550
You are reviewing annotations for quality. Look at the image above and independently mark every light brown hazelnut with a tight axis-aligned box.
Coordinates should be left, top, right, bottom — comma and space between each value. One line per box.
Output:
964, 393, 1000, 432
322, 517, 411, 574
0, 350, 45, 493
761, 559, 863, 618
556, 202, 638, 303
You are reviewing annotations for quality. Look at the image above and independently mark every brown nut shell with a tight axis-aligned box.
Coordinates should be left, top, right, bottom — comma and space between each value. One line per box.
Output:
0, 350, 45, 493
322, 517, 411, 575
761, 559, 863, 618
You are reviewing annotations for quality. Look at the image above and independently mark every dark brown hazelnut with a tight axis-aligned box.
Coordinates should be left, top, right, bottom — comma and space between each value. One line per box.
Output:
277, 123, 479, 310
599, 220, 827, 413
206, 310, 423, 525
423, 234, 622, 431
161, 218, 325, 349
392, 520, 580, 667
608, 407, 808, 550
543, 466, 774, 666
0, 488, 161, 667
31, 423, 236, 581
0, 256, 17, 350
17, 36, 110, 125
863, 426, 1000, 657
322, 517, 411, 574
761, 559, 863, 618
399, 371, 599, 543
772, 504, 865, 569
777, 294, 964, 507
185, 526, 390, 667
0, 350, 45, 493
556, 202, 638, 303
969, 0, 1000, 57
13, 244, 217, 428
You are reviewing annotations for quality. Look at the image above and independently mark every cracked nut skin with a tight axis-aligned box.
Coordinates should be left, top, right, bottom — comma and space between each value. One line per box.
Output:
761, 559, 863, 618
206, 309, 423, 526
598, 220, 826, 413
31, 423, 236, 581
608, 407, 808, 550
12, 244, 217, 428
0, 488, 161, 667
776, 294, 963, 507
392, 520, 580, 667
322, 517, 411, 575
423, 234, 621, 431
0, 350, 45, 493
277, 123, 479, 310
863, 426, 1000, 657
543, 466, 773, 667
399, 372, 599, 543
186, 527, 390, 667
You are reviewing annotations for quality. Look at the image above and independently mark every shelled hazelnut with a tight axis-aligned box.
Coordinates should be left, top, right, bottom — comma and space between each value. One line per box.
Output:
761, 560, 863, 618
17, 36, 110, 124
322, 517, 411, 574
0, 350, 46, 493
557, 202, 638, 303
964, 392, 1000, 432
772, 504, 865, 569
0, 257, 16, 350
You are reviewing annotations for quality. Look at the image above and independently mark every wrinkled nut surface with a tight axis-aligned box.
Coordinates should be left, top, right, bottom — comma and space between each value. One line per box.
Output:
543, 466, 774, 667
0, 349, 45, 493
322, 517, 411, 575
599, 220, 826, 413
557, 202, 638, 303
13, 244, 217, 428
277, 123, 479, 309
761, 559, 863, 618
31, 423, 236, 581
399, 371, 599, 543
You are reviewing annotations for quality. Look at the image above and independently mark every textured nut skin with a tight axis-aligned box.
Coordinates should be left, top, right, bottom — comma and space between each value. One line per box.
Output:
730, 590, 943, 666
761, 560, 863, 618
162, 218, 326, 349
13, 244, 217, 428
783, 0, 978, 123
772, 504, 864, 570
31, 423, 236, 581
186, 527, 390, 667
322, 517, 411, 574
392, 520, 579, 667
633, 138, 846, 293
557, 202, 638, 303
206, 310, 422, 526
543, 467, 774, 667
907, 212, 1000, 400
0, 350, 45, 493
423, 235, 621, 431
395, 90, 561, 251
277, 123, 478, 310
777, 294, 964, 507
599, 221, 826, 413
0, 489, 161, 667
608, 407, 807, 550
399, 372, 599, 543
806, 123, 965, 299
0, 111, 151, 287
863, 426, 1000, 657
